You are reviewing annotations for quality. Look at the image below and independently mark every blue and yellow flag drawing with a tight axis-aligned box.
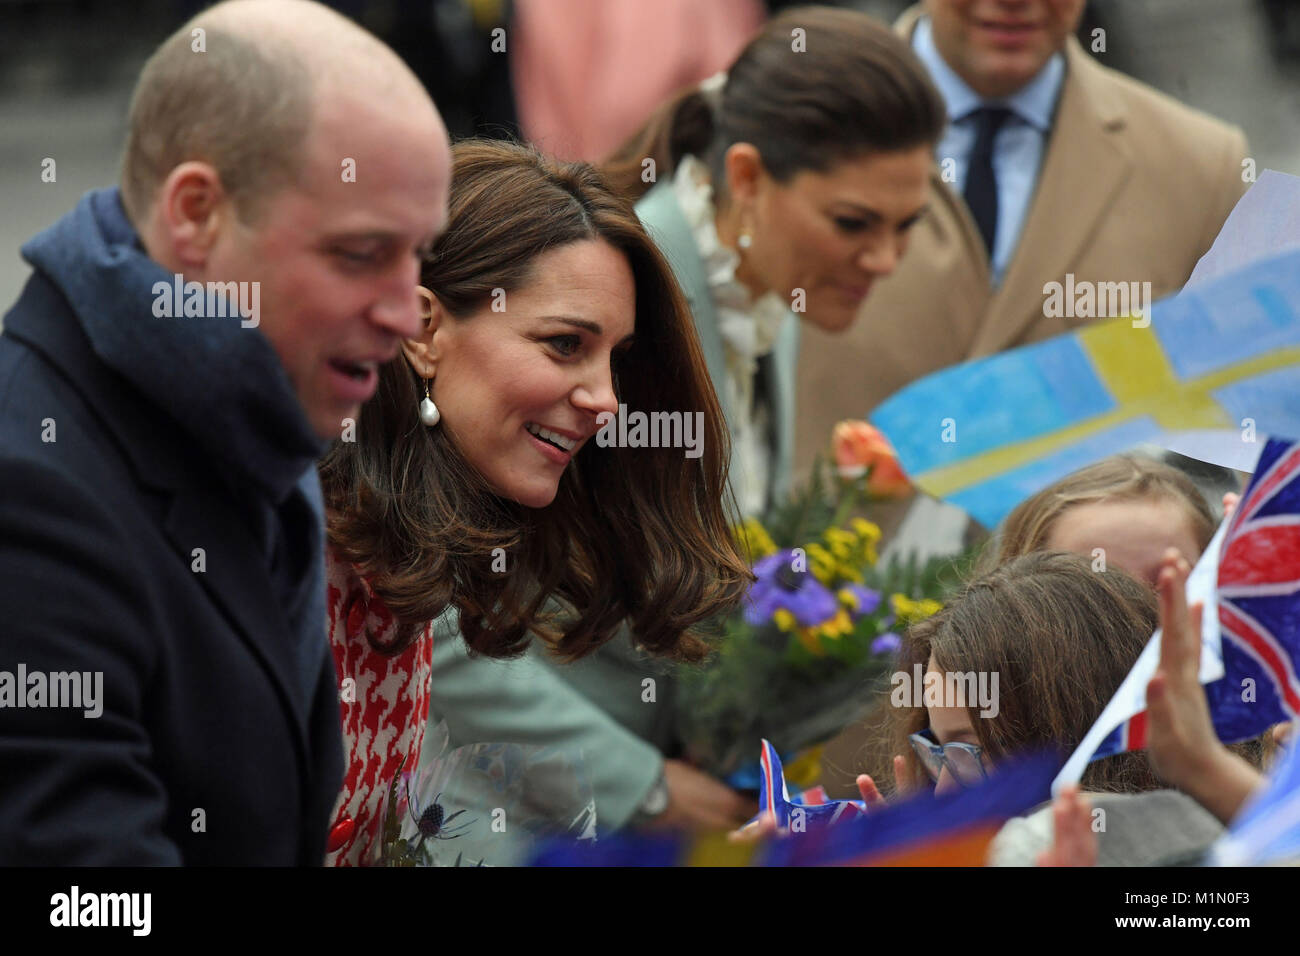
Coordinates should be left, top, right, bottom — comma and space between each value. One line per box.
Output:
872, 246, 1300, 529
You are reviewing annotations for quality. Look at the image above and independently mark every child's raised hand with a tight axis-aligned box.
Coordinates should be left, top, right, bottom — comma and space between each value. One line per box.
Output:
1145, 549, 1262, 824
1035, 784, 1097, 867
855, 753, 916, 811
855, 773, 887, 810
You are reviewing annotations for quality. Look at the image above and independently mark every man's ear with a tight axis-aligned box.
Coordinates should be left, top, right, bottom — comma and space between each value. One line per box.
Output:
722, 142, 764, 207
149, 161, 230, 270
401, 285, 445, 377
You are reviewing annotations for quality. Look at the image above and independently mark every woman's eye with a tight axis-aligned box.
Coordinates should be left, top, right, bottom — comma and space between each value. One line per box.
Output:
834, 217, 869, 234
547, 335, 581, 357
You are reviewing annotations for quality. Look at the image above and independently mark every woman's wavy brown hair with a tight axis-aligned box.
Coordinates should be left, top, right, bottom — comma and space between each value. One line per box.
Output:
602, 5, 945, 203
889, 551, 1163, 794
320, 140, 752, 661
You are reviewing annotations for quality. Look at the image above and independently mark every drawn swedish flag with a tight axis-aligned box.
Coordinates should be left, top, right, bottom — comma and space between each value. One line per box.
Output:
873, 244, 1300, 529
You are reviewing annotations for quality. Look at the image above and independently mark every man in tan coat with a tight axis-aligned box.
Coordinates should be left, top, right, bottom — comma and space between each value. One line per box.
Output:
795, 0, 1248, 479
809, 0, 1248, 798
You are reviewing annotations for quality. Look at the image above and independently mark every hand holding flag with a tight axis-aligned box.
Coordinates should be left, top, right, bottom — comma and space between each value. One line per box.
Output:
1145, 551, 1264, 825
1058, 437, 1300, 794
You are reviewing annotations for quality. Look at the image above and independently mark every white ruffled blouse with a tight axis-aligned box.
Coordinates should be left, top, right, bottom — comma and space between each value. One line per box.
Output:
671, 155, 791, 518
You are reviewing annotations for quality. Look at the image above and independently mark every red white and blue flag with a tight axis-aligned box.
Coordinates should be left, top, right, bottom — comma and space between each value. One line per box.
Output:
1207, 439, 1300, 739
755, 740, 866, 831
1057, 437, 1300, 790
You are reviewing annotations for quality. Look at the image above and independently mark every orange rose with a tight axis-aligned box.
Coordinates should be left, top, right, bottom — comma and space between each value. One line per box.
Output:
831, 420, 910, 497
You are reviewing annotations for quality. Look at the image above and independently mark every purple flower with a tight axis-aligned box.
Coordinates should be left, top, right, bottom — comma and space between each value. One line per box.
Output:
742, 549, 837, 627
871, 632, 902, 656
838, 584, 882, 619
780, 577, 838, 626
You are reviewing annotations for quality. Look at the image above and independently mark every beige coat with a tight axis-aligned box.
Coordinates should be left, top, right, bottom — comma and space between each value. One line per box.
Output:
794, 9, 1248, 481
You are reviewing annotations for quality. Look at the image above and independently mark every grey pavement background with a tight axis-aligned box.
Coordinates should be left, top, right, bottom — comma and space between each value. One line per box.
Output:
3, 0, 1300, 314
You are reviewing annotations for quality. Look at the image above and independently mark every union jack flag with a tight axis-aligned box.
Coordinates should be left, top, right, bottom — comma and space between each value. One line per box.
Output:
1205, 438, 1300, 741
1058, 438, 1300, 788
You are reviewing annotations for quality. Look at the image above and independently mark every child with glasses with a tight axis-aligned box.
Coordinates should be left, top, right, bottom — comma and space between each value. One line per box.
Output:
869, 550, 1234, 865
881, 551, 1163, 799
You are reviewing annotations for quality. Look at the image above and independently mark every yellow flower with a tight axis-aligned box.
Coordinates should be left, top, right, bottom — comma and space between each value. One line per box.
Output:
735, 517, 778, 562
773, 608, 798, 633
851, 518, 882, 544
804, 543, 837, 586
817, 609, 854, 640
891, 594, 943, 626
783, 746, 824, 789
796, 628, 824, 656
824, 527, 856, 561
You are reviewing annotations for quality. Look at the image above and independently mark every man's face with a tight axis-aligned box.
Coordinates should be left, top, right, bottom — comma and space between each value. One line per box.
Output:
208, 91, 451, 440
925, 0, 1085, 98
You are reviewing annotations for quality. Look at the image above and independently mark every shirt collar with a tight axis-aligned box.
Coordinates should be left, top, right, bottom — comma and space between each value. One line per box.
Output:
913, 15, 1064, 131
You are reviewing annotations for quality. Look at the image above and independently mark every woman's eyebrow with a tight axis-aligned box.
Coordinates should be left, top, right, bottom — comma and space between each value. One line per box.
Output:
542, 316, 602, 335
832, 201, 881, 218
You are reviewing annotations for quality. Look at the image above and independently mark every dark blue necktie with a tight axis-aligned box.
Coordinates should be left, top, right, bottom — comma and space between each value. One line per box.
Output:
963, 107, 1012, 261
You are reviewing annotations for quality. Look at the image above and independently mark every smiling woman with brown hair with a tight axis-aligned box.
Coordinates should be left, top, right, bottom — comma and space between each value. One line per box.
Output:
317, 140, 751, 864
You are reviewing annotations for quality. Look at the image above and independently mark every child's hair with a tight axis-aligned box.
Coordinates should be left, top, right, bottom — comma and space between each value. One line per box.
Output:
890, 551, 1163, 794
982, 455, 1217, 573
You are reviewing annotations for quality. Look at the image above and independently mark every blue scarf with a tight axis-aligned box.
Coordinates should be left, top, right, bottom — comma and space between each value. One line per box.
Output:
22, 188, 331, 702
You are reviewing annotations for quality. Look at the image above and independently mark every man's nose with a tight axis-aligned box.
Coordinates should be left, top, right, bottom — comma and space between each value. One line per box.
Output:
370, 258, 423, 339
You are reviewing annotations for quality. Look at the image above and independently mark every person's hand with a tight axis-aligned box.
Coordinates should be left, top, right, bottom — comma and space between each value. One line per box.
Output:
1223, 491, 1240, 520
1145, 549, 1262, 825
1036, 784, 1097, 867
646, 759, 759, 833
855, 753, 915, 810
727, 814, 779, 844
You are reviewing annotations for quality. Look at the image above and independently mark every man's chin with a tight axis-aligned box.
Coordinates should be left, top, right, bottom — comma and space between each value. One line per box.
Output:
311, 404, 360, 444
972, 54, 1050, 97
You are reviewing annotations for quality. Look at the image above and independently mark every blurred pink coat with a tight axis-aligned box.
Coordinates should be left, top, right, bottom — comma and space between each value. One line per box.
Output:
512, 0, 763, 162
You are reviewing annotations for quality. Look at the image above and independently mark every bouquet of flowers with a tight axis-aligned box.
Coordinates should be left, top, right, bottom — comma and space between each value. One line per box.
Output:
674, 421, 973, 783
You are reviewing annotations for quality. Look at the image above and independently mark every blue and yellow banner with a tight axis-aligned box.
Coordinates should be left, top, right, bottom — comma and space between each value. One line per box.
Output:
872, 247, 1300, 528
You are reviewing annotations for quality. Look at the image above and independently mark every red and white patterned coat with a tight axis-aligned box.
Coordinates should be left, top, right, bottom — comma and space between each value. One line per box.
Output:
323, 550, 434, 866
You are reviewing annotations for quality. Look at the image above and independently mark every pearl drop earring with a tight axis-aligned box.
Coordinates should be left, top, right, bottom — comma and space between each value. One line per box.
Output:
738, 231, 753, 250
419, 377, 440, 427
